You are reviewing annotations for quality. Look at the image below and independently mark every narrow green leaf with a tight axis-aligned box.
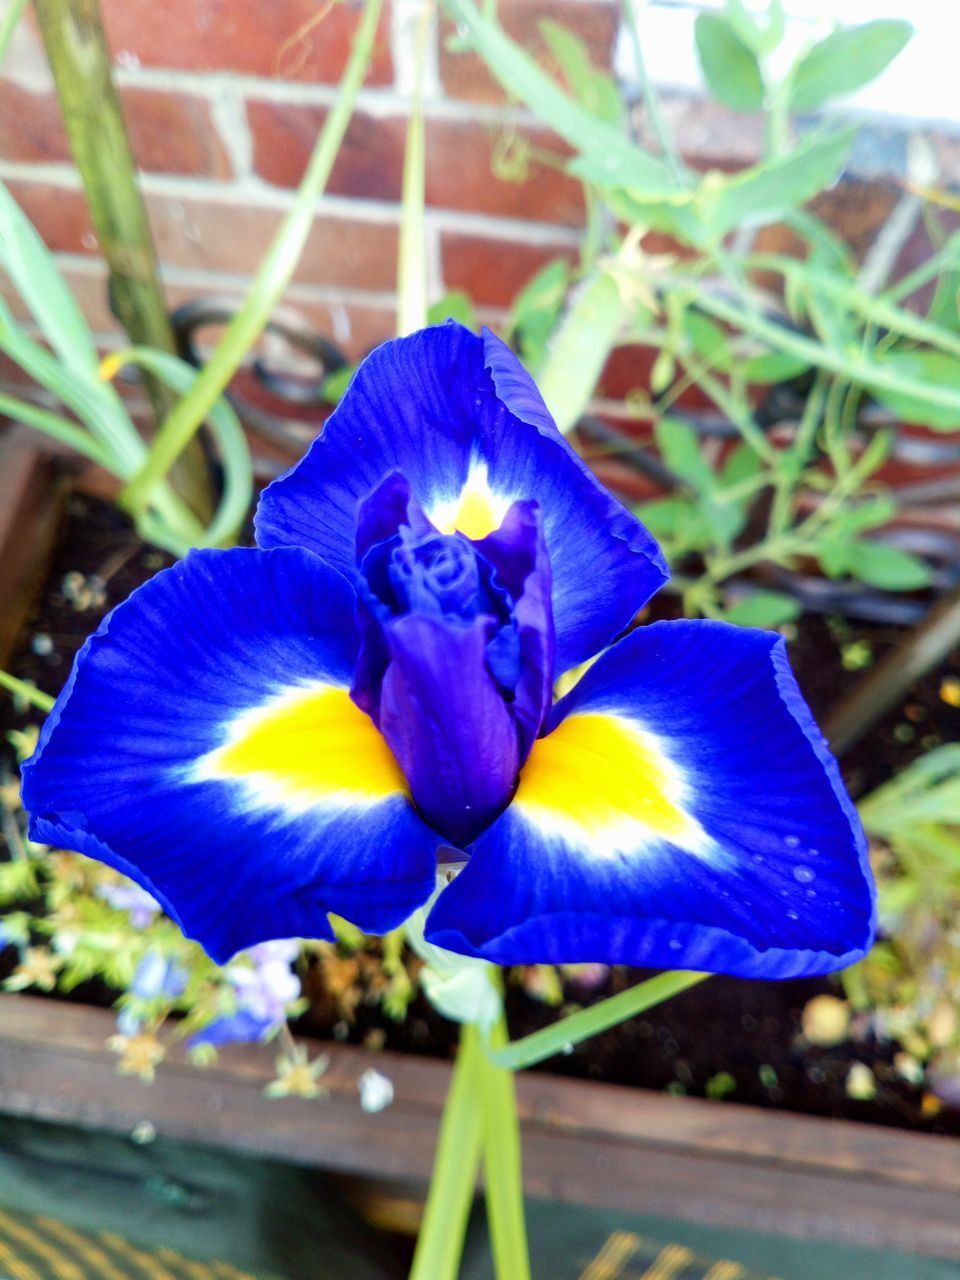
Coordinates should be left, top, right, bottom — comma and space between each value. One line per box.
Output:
488, 972, 708, 1071
509, 259, 571, 374
723, 590, 802, 627
444, 0, 675, 195
0, 180, 99, 375
741, 350, 810, 383
539, 19, 622, 124
109, 348, 253, 548
869, 350, 960, 429
844, 540, 931, 591
121, 0, 383, 517
720, 441, 762, 488
699, 129, 854, 239
0, 669, 54, 713
790, 21, 913, 113
694, 13, 764, 112
534, 268, 628, 433
0, 391, 107, 466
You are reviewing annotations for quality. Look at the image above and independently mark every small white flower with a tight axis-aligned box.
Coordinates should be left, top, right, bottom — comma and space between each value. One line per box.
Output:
358, 1068, 394, 1114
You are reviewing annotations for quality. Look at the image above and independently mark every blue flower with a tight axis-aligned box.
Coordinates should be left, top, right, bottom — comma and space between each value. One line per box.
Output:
189, 938, 301, 1047
21, 323, 875, 977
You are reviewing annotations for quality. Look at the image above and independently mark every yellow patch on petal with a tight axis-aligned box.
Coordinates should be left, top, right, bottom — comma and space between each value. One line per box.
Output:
429, 461, 511, 540
195, 684, 406, 812
514, 712, 709, 855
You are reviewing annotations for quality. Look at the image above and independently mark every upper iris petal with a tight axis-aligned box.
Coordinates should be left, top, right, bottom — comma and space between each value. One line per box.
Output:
349, 471, 555, 846
254, 321, 668, 676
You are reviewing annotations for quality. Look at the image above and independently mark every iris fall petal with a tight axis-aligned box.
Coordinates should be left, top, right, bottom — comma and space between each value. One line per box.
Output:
21, 547, 440, 962
425, 620, 876, 978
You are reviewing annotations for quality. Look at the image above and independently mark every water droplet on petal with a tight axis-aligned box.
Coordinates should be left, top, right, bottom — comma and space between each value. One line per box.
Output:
793, 866, 816, 884
786, 909, 800, 921
784, 835, 801, 848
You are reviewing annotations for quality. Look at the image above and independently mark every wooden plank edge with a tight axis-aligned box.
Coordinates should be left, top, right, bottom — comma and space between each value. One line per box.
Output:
0, 995, 957, 1259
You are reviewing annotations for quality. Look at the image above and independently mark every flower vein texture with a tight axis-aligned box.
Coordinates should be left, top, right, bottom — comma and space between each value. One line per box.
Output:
21, 322, 876, 975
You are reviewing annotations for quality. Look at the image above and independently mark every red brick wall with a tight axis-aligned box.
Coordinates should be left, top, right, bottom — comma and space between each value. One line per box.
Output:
0, 0, 611, 365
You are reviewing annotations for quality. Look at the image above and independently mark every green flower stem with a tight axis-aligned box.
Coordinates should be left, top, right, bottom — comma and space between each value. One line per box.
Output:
488, 970, 708, 1072
0, 671, 54, 713
617, 0, 687, 187
119, 0, 383, 519
479, 1005, 531, 1280
409, 1022, 484, 1280
397, 0, 430, 337
0, 0, 27, 63
687, 285, 960, 419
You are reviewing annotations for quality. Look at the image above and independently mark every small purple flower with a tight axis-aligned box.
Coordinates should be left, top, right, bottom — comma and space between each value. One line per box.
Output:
131, 949, 187, 1000
189, 939, 300, 1049
96, 881, 160, 929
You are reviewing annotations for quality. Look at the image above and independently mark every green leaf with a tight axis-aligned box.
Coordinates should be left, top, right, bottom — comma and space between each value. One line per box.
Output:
321, 362, 356, 405
726, 0, 785, 58
694, 13, 764, 112
654, 416, 715, 491
723, 590, 802, 628
869, 350, 960, 429
428, 289, 478, 331
0, 179, 99, 377
444, 0, 675, 197
830, 495, 897, 537
698, 129, 854, 239
534, 268, 628, 432
539, 19, 622, 125
790, 21, 913, 113
488, 971, 709, 1071
510, 258, 571, 370
636, 496, 693, 538
741, 350, 810, 383
682, 311, 732, 371
720, 441, 763, 489
844, 540, 931, 591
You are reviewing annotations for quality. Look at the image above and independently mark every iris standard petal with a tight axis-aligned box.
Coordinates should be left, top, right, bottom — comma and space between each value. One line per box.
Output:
255, 321, 668, 674
378, 612, 520, 846
425, 620, 875, 978
21, 547, 440, 963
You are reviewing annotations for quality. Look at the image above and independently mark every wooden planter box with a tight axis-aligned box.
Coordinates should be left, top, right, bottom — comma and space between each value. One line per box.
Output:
0, 993, 958, 1261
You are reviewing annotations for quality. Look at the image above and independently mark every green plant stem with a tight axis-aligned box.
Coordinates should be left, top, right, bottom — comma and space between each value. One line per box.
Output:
32, 0, 213, 521
119, 0, 383, 518
0, 0, 27, 62
0, 671, 55, 713
489, 971, 708, 1071
618, 0, 686, 186
767, 371, 827, 539
687, 285, 960, 419
479, 1004, 531, 1280
397, 0, 430, 336
409, 1023, 484, 1280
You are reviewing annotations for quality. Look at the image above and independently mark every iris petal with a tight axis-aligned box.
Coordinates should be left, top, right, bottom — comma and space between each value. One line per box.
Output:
425, 620, 875, 978
378, 612, 519, 846
255, 322, 668, 674
21, 547, 440, 963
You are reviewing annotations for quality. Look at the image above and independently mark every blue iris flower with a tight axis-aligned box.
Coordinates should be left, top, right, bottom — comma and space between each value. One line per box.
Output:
21, 323, 875, 977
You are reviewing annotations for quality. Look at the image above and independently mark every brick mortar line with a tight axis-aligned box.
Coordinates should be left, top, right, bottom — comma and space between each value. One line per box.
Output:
0, 160, 582, 243
107, 68, 541, 126
26, 251, 511, 330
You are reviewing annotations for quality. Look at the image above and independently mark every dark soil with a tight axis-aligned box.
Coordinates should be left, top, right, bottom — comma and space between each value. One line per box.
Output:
2, 495, 959, 1138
